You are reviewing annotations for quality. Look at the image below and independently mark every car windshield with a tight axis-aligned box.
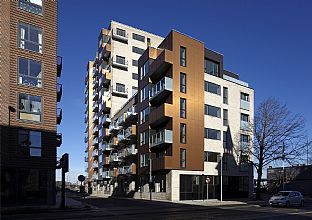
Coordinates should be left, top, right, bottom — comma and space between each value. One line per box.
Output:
275, 192, 290, 196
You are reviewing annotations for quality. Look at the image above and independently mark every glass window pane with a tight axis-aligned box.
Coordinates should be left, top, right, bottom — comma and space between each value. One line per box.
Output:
29, 96, 41, 113
18, 57, 28, 76
29, 131, 41, 148
30, 27, 39, 42
19, 130, 29, 147
30, 148, 41, 157
29, 60, 41, 78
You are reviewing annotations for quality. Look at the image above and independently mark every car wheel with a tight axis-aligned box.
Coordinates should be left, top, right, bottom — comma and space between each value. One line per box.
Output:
286, 201, 290, 207
300, 201, 304, 207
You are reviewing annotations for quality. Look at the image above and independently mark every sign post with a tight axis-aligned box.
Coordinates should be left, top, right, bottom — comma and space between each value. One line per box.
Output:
206, 176, 210, 201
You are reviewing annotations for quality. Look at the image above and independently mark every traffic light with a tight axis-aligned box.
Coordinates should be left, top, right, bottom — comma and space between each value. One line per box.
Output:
61, 153, 69, 173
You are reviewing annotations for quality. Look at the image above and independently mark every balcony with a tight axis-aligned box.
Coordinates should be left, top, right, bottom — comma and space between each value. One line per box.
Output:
92, 161, 99, 169
19, 0, 43, 15
92, 137, 99, 146
84, 156, 88, 162
112, 28, 128, 43
102, 43, 111, 60
125, 107, 138, 123
92, 69, 98, 78
102, 142, 112, 151
124, 163, 136, 175
57, 83, 62, 102
84, 146, 88, 153
57, 56, 62, 77
240, 100, 250, 111
57, 108, 62, 125
149, 77, 173, 106
124, 125, 136, 139
108, 137, 118, 147
102, 114, 111, 127
92, 125, 99, 135
92, 113, 99, 124
92, 78, 98, 89
150, 129, 173, 149
84, 136, 88, 143
101, 128, 111, 141
56, 133, 62, 147
112, 57, 128, 71
84, 115, 88, 123
103, 157, 110, 166
92, 102, 98, 112
240, 121, 251, 131
85, 91, 89, 104
92, 149, 99, 157
102, 69, 111, 88
112, 86, 128, 98
92, 90, 98, 102
125, 144, 137, 157
149, 49, 173, 82
149, 103, 173, 128
118, 167, 125, 175
109, 124, 119, 134
109, 153, 120, 163
100, 100, 111, 114
118, 149, 125, 159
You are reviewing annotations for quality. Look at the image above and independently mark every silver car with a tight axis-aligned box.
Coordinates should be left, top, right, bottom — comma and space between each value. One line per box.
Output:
269, 191, 304, 207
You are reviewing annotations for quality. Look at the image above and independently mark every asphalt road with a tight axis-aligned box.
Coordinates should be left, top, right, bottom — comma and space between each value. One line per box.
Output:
2, 195, 312, 220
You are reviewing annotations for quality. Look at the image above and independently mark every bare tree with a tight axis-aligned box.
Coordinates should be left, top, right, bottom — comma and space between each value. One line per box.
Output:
248, 98, 305, 199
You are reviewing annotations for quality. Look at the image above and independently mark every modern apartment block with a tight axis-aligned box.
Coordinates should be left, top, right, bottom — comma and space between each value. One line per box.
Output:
136, 30, 254, 200
0, 0, 62, 207
84, 21, 163, 188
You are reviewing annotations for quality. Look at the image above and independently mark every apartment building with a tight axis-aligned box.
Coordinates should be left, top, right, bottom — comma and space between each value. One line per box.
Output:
84, 21, 163, 188
0, 0, 62, 207
137, 30, 254, 201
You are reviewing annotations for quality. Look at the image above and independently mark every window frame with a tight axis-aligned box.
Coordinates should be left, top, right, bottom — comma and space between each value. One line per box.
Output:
223, 109, 228, 126
204, 81, 221, 95
180, 123, 186, 144
204, 128, 221, 140
18, 22, 43, 53
132, 46, 145, 55
18, 57, 42, 88
223, 87, 228, 104
180, 98, 186, 118
204, 104, 221, 118
180, 72, 186, 93
204, 59, 219, 77
18, 0, 43, 16
180, 46, 186, 67
132, 33, 145, 42
180, 148, 186, 168
18, 129, 42, 157
18, 93, 42, 122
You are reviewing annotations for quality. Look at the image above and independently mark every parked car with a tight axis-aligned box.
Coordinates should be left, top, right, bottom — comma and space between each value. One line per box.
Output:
269, 191, 304, 207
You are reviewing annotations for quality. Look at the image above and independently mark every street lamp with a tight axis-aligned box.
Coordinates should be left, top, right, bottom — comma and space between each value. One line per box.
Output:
8, 106, 16, 127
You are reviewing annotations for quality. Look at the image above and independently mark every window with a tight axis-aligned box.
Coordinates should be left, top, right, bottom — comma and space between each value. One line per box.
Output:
223, 109, 228, 126
241, 113, 249, 122
116, 55, 126, 65
18, 22, 42, 53
140, 154, 148, 167
204, 81, 221, 95
18, 57, 42, 87
240, 92, 249, 102
140, 85, 149, 102
18, 94, 42, 122
132, 33, 145, 42
223, 87, 228, 104
180, 123, 186, 144
19, 0, 42, 15
180, 46, 186, 67
180, 98, 186, 118
140, 130, 149, 145
132, 73, 138, 80
204, 59, 219, 76
132, 86, 138, 96
140, 107, 150, 124
223, 131, 227, 148
180, 149, 186, 168
19, 129, 42, 157
204, 105, 221, 118
204, 128, 221, 140
116, 83, 125, 93
116, 28, 126, 37
132, 59, 138, 67
140, 60, 149, 79
132, 46, 145, 55
206, 151, 220, 162
180, 73, 186, 93
240, 134, 250, 143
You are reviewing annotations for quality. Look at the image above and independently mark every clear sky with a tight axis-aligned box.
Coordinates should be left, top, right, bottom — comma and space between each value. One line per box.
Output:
56, 0, 312, 182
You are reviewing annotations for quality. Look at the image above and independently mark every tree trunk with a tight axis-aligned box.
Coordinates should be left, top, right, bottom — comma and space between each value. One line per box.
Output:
256, 167, 262, 200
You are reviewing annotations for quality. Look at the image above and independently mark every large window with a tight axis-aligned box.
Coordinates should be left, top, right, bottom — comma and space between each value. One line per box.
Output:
140, 107, 150, 124
19, 0, 43, 15
204, 59, 219, 76
180, 149, 186, 168
116, 55, 126, 65
18, 94, 42, 122
116, 28, 126, 37
180, 98, 186, 118
240, 92, 250, 102
180, 123, 186, 144
19, 129, 42, 157
180, 73, 186, 93
140, 130, 149, 145
116, 83, 125, 93
204, 105, 221, 118
223, 87, 228, 104
132, 33, 145, 42
180, 46, 186, 67
140, 85, 149, 102
241, 113, 249, 122
204, 128, 221, 140
18, 57, 42, 87
18, 22, 42, 53
132, 46, 145, 55
140, 154, 148, 167
204, 81, 221, 95
140, 60, 149, 79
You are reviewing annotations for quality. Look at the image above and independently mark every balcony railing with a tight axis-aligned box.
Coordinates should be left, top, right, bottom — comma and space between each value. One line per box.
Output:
57, 56, 62, 77
125, 144, 137, 156
92, 137, 99, 146
240, 121, 251, 131
102, 43, 111, 60
102, 114, 111, 127
56, 133, 62, 147
150, 129, 173, 149
92, 126, 98, 135
109, 124, 119, 134
101, 128, 110, 140
149, 77, 173, 105
57, 83, 62, 102
124, 125, 136, 138
109, 153, 120, 162
92, 149, 99, 157
240, 100, 250, 111
19, 0, 43, 15
92, 161, 99, 169
102, 69, 111, 88
112, 28, 128, 43
57, 108, 62, 125
92, 113, 99, 123
124, 163, 136, 175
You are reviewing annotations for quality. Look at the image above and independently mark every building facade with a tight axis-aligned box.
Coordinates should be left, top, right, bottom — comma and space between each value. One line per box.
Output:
0, 0, 62, 207
84, 21, 163, 188
137, 30, 254, 200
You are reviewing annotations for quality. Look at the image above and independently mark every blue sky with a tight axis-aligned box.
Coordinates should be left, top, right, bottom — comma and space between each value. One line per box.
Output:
56, 0, 312, 181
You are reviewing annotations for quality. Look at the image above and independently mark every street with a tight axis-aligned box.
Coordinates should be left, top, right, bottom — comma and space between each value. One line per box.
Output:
2, 193, 312, 220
